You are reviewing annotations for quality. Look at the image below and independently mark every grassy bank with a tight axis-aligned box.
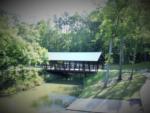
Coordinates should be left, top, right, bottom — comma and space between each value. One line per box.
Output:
80, 70, 146, 100
111, 62, 150, 70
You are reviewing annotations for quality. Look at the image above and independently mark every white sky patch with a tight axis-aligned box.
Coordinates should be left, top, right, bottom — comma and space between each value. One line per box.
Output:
0, 0, 107, 24
62, 25, 70, 33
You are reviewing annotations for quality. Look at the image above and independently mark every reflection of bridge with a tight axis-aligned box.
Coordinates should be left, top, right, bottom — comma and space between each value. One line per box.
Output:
44, 52, 104, 73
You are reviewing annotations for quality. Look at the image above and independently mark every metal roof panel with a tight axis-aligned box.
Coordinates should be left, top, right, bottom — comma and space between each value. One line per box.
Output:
48, 52, 102, 61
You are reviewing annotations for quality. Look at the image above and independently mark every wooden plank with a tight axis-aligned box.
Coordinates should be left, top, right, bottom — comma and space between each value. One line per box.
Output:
83, 62, 85, 72
46, 60, 101, 73
78, 62, 80, 71
69, 61, 70, 71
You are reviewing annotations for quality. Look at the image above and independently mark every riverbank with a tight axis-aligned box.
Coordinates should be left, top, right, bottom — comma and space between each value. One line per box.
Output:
0, 62, 149, 113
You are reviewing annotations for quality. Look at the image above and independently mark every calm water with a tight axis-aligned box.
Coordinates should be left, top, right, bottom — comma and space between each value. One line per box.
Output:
33, 93, 77, 113
0, 83, 82, 113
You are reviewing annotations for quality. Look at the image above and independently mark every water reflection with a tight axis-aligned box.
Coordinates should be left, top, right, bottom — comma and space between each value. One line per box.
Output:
32, 93, 77, 113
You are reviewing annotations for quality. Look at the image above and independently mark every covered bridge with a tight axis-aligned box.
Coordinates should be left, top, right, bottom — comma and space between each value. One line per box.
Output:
44, 52, 104, 73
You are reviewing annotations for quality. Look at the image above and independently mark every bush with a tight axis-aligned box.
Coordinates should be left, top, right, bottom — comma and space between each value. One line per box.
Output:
0, 65, 44, 95
0, 87, 17, 96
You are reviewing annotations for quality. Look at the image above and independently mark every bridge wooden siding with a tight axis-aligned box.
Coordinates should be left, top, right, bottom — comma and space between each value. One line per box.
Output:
44, 52, 104, 73
44, 61, 102, 73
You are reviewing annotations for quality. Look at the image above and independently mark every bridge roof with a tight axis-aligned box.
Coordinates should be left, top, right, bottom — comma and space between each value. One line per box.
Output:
48, 52, 102, 62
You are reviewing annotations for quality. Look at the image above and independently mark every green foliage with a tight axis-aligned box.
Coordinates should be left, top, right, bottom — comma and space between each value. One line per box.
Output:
1, 0, 149, 66
0, 0, 150, 95
0, 15, 48, 69
0, 65, 44, 95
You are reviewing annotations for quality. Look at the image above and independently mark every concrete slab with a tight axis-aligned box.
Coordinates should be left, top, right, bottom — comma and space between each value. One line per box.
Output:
67, 98, 143, 113
49, 110, 88, 113
140, 79, 150, 113
65, 110, 90, 113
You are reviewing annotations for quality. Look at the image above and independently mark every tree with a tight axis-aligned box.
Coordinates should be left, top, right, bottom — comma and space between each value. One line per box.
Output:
0, 14, 48, 69
126, 0, 150, 80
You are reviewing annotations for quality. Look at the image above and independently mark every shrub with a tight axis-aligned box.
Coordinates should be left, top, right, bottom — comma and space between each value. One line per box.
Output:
0, 87, 17, 96
0, 65, 44, 95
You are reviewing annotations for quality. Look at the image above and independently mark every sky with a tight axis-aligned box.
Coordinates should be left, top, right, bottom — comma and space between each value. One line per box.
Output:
0, 0, 107, 23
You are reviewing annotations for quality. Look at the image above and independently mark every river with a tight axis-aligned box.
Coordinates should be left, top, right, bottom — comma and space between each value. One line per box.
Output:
0, 83, 82, 113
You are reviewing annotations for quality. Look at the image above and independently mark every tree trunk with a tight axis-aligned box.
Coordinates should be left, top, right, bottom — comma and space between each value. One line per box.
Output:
118, 37, 124, 81
129, 45, 137, 80
109, 38, 113, 55
0, 69, 4, 89
130, 63, 134, 80
104, 63, 109, 88
103, 38, 113, 88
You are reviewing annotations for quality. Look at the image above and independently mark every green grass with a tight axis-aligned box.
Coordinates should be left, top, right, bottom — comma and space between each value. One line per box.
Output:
80, 70, 147, 100
84, 70, 118, 86
0, 83, 81, 113
111, 62, 150, 70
